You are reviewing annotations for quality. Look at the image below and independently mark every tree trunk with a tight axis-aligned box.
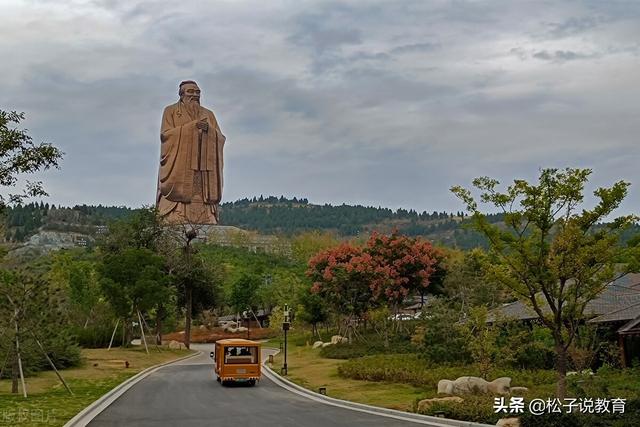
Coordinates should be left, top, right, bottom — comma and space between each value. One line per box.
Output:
11, 345, 18, 394
123, 319, 132, 348
184, 285, 192, 349
555, 343, 568, 399
156, 305, 164, 346
11, 318, 19, 394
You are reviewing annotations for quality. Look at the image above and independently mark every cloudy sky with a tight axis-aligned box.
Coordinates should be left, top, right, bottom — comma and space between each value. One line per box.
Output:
1, 0, 639, 214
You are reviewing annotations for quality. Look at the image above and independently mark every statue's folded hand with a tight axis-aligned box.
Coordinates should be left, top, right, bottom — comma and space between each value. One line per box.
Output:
196, 118, 209, 131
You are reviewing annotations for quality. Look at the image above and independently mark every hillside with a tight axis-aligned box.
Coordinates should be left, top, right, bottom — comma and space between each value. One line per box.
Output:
1, 197, 496, 249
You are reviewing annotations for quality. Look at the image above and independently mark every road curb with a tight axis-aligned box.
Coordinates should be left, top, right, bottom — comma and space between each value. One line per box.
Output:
262, 348, 492, 427
64, 350, 201, 427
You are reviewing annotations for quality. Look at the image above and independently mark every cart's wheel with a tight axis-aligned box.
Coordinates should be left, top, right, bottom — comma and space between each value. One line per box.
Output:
248, 379, 256, 386
216, 376, 221, 382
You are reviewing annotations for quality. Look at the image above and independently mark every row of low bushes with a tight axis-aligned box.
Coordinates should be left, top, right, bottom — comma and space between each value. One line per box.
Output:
337, 353, 557, 389
319, 335, 416, 359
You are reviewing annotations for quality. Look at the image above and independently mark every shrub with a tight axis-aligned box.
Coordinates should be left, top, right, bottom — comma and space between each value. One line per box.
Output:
319, 335, 415, 359
71, 324, 124, 348
412, 298, 471, 365
338, 354, 557, 389
415, 395, 501, 424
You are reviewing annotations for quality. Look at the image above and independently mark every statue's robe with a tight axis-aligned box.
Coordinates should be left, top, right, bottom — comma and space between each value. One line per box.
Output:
156, 101, 226, 224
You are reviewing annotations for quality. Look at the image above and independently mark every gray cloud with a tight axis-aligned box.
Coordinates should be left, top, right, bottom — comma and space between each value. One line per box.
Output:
532, 49, 597, 62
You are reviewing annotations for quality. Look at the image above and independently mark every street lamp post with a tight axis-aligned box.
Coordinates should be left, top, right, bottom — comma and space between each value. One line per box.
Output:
282, 303, 290, 375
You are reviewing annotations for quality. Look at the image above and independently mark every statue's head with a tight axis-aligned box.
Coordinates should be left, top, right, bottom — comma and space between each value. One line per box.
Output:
179, 80, 200, 105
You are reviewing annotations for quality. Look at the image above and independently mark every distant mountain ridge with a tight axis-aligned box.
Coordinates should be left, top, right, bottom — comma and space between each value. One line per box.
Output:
3, 197, 494, 249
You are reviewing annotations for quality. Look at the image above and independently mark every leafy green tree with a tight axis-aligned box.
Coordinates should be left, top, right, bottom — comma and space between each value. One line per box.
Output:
48, 251, 102, 328
230, 273, 261, 313
443, 248, 505, 311
162, 232, 222, 349
451, 168, 640, 398
297, 288, 330, 337
0, 110, 63, 209
99, 248, 171, 346
461, 306, 499, 379
412, 298, 470, 365
98, 207, 164, 253
0, 269, 80, 394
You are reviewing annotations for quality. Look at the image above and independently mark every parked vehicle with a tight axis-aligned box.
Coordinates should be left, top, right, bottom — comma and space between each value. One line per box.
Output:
210, 339, 261, 386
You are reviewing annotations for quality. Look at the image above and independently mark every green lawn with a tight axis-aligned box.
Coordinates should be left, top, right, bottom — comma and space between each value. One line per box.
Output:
267, 339, 426, 411
0, 346, 193, 427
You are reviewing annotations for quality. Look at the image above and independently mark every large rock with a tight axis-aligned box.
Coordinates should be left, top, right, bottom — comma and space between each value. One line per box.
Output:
488, 377, 511, 395
312, 341, 324, 349
437, 379, 454, 394
330, 335, 348, 344
441, 376, 512, 395
509, 386, 529, 395
168, 340, 184, 350
222, 321, 238, 331
321, 342, 332, 348
417, 396, 464, 412
452, 376, 489, 394
496, 418, 520, 427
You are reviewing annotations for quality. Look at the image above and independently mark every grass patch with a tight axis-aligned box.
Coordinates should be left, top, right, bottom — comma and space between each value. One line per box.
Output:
268, 338, 425, 411
0, 346, 193, 426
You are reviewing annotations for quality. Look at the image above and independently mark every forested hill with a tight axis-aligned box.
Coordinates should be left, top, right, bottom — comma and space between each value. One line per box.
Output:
218, 196, 497, 248
5, 197, 639, 249
3, 197, 496, 248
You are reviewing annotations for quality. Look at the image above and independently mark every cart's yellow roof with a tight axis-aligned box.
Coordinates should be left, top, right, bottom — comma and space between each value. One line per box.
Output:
216, 338, 260, 346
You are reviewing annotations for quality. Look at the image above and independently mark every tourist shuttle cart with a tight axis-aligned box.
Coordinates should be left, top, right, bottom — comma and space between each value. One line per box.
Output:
211, 339, 261, 386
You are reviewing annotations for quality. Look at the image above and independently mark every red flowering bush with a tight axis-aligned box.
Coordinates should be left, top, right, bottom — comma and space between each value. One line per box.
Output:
306, 232, 440, 317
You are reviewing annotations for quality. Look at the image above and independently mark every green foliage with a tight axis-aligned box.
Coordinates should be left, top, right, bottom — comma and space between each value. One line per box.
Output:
443, 248, 505, 308
297, 287, 330, 335
319, 336, 415, 359
415, 395, 500, 424
412, 298, 471, 365
70, 324, 123, 349
0, 268, 81, 379
99, 248, 170, 318
461, 307, 499, 378
230, 273, 261, 312
0, 110, 63, 208
338, 353, 557, 388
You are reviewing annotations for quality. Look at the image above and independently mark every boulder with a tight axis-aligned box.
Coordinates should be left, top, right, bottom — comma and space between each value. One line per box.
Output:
509, 386, 529, 395
496, 418, 520, 427
236, 327, 248, 332
452, 376, 489, 394
437, 379, 454, 394
312, 341, 324, 349
330, 335, 348, 345
322, 342, 332, 348
222, 321, 238, 331
417, 396, 464, 412
487, 377, 511, 395
168, 340, 184, 350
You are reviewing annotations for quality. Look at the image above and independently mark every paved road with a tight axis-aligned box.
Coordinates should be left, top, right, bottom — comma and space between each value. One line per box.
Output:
87, 344, 437, 427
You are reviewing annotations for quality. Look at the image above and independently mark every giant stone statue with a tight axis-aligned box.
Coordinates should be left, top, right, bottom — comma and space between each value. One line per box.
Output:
156, 80, 226, 224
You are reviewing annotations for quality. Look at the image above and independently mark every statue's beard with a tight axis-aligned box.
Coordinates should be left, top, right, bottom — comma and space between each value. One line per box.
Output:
183, 97, 200, 118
